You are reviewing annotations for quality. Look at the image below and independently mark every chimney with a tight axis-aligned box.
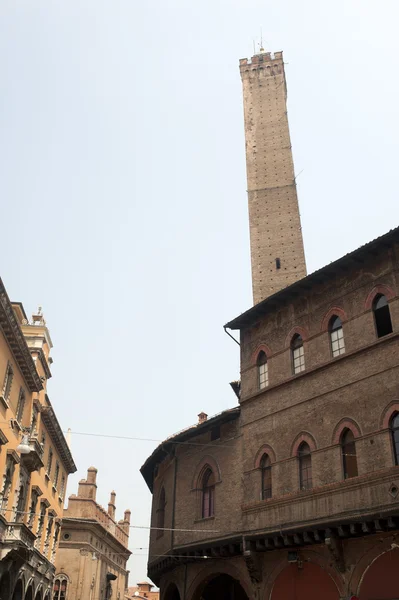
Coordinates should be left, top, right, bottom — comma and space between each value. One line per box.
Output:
123, 509, 131, 540
198, 412, 208, 425
108, 491, 116, 519
78, 467, 98, 500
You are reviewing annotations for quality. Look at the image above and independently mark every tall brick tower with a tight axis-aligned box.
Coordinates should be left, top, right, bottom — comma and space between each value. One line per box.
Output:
239, 50, 307, 304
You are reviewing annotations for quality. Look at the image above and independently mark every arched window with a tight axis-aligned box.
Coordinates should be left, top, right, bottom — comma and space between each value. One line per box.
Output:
341, 429, 358, 479
390, 413, 399, 465
329, 316, 345, 357
257, 351, 268, 389
373, 294, 393, 338
298, 442, 312, 490
156, 487, 166, 538
201, 468, 215, 519
53, 576, 68, 600
260, 454, 272, 499
291, 334, 305, 374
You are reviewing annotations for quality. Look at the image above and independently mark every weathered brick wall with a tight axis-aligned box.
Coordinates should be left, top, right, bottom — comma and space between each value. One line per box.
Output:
240, 52, 307, 303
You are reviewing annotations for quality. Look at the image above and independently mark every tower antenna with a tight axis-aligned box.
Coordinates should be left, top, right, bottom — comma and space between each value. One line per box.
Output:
260, 27, 264, 52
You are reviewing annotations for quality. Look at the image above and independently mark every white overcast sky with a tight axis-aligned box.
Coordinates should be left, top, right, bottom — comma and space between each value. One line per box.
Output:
1, 0, 399, 586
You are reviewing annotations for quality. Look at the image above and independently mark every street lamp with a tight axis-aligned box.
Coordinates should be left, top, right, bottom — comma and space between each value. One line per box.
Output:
16, 434, 33, 455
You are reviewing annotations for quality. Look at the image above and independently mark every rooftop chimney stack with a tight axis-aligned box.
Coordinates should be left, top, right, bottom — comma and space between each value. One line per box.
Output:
198, 412, 208, 424
108, 491, 116, 520
78, 467, 98, 501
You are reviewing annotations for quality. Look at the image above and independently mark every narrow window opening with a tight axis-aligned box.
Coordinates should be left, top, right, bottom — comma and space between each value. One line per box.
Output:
329, 316, 345, 357
298, 442, 312, 490
275, 257, 281, 269
257, 351, 269, 389
260, 454, 272, 499
16, 389, 25, 423
390, 413, 399, 465
373, 294, 393, 338
201, 468, 215, 519
47, 448, 53, 476
341, 428, 358, 478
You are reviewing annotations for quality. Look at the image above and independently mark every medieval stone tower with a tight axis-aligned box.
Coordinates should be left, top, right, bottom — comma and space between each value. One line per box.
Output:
239, 50, 307, 304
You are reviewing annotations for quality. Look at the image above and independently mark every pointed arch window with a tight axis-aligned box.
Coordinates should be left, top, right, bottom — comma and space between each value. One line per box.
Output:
257, 351, 268, 389
390, 413, 399, 465
260, 454, 272, 499
53, 576, 68, 600
373, 294, 393, 338
329, 316, 345, 357
298, 442, 312, 490
156, 487, 166, 538
341, 429, 358, 479
291, 334, 305, 374
201, 468, 215, 519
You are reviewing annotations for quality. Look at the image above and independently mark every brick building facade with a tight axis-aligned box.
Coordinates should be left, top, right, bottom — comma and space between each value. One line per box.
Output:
54, 467, 131, 600
140, 50, 399, 600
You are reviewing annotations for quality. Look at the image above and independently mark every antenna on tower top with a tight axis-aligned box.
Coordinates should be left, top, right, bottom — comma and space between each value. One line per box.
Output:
259, 27, 265, 53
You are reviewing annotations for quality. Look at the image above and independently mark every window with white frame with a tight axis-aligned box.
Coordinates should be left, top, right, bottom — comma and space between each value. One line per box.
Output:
257, 351, 268, 389
53, 575, 68, 600
291, 334, 305, 374
329, 316, 345, 357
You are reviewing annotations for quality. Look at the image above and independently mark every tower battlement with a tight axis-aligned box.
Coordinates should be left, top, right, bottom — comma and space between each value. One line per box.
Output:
239, 50, 283, 69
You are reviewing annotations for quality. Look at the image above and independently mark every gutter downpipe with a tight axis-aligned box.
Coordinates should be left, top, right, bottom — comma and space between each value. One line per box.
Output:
223, 326, 240, 346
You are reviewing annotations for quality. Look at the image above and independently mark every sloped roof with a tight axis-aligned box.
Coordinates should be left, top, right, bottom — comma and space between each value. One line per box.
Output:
225, 225, 399, 330
140, 407, 240, 492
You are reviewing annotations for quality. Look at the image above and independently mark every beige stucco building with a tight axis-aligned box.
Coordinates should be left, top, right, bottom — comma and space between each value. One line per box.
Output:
0, 278, 76, 600
54, 467, 131, 600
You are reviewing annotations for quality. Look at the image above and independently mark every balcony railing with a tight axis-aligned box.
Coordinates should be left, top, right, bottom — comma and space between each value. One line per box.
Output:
5, 522, 36, 547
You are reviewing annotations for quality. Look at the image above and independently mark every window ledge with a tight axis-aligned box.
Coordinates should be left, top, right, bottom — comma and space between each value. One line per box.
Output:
45, 473, 50, 482
194, 516, 215, 524
52, 485, 57, 493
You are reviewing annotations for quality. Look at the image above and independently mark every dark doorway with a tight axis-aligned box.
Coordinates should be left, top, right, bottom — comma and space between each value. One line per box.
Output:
198, 575, 248, 600
11, 581, 23, 600
164, 583, 180, 600
0, 573, 11, 600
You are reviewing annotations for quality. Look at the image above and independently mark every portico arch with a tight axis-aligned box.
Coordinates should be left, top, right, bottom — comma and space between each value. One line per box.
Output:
191, 574, 249, 600
270, 561, 339, 600
0, 572, 11, 600
187, 562, 251, 600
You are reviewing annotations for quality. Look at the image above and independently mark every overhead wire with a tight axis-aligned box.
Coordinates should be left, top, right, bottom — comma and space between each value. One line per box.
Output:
0, 508, 221, 532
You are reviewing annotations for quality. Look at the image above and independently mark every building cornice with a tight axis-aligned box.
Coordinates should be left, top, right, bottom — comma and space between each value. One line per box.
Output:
60, 517, 131, 555
41, 403, 76, 474
0, 279, 43, 393
31, 347, 52, 380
